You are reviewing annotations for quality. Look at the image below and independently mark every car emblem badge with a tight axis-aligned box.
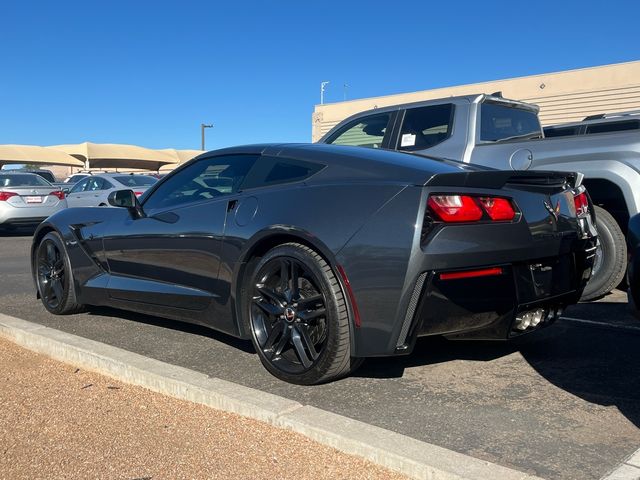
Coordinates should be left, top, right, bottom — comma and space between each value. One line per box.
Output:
543, 199, 560, 221
284, 307, 296, 322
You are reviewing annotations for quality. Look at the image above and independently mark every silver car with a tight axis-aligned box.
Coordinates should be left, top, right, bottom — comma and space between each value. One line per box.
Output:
0, 173, 67, 229
65, 173, 157, 208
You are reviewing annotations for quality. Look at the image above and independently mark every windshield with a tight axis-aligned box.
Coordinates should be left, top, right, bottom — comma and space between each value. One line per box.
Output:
0, 174, 51, 187
480, 102, 542, 142
114, 175, 158, 187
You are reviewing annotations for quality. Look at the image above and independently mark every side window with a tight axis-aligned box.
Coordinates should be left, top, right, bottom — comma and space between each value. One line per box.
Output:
241, 156, 324, 190
326, 113, 391, 149
86, 178, 104, 191
102, 179, 114, 189
543, 126, 579, 138
585, 120, 640, 134
397, 104, 454, 151
480, 102, 541, 142
143, 154, 259, 211
69, 178, 89, 194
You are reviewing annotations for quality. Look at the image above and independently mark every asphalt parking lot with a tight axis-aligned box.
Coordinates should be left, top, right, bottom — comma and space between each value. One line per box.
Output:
2, 229, 639, 480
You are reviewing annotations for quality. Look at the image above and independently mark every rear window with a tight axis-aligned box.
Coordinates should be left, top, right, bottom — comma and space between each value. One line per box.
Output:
114, 175, 157, 187
241, 157, 324, 190
398, 104, 454, 151
585, 120, 640, 135
0, 174, 51, 187
326, 113, 391, 149
480, 102, 542, 142
544, 126, 580, 138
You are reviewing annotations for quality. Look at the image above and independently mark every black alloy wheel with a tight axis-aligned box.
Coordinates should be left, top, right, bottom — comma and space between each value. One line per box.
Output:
248, 243, 358, 385
35, 232, 85, 315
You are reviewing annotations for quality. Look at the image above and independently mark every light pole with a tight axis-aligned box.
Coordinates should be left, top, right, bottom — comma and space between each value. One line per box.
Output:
320, 81, 330, 105
201, 123, 213, 151
343, 83, 349, 101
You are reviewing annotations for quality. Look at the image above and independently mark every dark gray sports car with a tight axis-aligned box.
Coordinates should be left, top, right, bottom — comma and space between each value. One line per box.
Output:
32, 144, 598, 384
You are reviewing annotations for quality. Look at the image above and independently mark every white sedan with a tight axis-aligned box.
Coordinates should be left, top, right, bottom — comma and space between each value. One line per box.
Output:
65, 173, 158, 208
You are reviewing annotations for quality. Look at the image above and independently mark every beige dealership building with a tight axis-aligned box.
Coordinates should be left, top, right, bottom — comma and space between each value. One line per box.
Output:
311, 60, 640, 142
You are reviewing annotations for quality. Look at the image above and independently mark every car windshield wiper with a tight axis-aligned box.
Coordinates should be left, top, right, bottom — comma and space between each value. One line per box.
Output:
493, 132, 543, 142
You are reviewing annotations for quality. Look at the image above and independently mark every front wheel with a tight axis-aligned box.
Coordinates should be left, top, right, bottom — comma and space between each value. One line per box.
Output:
35, 232, 86, 315
581, 206, 627, 301
248, 243, 360, 385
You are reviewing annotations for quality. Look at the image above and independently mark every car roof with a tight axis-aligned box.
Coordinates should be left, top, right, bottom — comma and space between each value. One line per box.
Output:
205, 143, 479, 185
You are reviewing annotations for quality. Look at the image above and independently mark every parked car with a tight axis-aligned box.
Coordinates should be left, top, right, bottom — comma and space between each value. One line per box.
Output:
318, 93, 640, 300
10, 169, 58, 184
65, 173, 157, 207
628, 214, 640, 318
544, 110, 640, 138
0, 173, 67, 230
31, 144, 597, 384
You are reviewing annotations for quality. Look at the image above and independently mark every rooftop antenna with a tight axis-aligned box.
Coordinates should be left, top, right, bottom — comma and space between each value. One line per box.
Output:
320, 81, 330, 104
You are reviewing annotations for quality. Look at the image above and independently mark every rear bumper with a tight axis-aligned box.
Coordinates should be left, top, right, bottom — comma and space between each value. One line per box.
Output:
0, 204, 64, 226
395, 247, 595, 352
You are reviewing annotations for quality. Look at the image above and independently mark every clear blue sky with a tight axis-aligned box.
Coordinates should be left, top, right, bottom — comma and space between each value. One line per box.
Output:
1, 0, 638, 151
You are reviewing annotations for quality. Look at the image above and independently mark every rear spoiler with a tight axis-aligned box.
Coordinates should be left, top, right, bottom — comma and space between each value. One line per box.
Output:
425, 170, 581, 190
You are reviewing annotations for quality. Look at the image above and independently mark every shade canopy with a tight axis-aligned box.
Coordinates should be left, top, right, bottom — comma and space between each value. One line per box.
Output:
0, 144, 84, 167
159, 149, 203, 172
50, 142, 177, 171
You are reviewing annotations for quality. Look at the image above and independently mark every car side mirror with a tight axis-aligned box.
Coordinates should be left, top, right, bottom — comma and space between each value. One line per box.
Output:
62, 188, 70, 195
107, 189, 145, 218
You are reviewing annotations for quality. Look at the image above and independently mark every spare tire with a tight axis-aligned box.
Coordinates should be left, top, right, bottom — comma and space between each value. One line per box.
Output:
581, 206, 627, 301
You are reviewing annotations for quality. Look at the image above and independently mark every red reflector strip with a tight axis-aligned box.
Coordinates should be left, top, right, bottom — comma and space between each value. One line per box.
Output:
336, 264, 362, 328
439, 267, 504, 281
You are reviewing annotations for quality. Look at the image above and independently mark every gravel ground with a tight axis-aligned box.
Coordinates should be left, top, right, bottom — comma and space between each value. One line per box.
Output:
0, 337, 406, 480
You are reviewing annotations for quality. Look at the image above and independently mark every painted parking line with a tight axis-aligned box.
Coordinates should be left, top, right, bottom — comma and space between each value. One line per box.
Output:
561, 316, 640, 333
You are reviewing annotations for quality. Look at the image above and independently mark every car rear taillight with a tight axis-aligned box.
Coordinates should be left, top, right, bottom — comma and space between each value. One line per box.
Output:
134, 191, 143, 197
427, 195, 483, 222
477, 197, 516, 221
427, 194, 516, 223
50, 191, 66, 200
0, 191, 17, 201
574, 192, 589, 216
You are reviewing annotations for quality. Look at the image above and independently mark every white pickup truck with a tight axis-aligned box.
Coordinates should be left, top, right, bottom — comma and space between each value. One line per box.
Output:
319, 93, 640, 300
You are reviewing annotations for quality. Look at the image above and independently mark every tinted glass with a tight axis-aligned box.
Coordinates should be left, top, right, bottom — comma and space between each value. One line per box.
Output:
85, 177, 104, 191
543, 126, 580, 138
398, 104, 454, 150
65, 174, 89, 184
480, 103, 541, 141
114, 175, 157, 187
241, 156, 324, 190
143, 155, 258, 211
69, 178, 89, 193
0, 174, 50, 187
31, 171, 56, 183
586, 120, 640, 134
327, 113, 391, 148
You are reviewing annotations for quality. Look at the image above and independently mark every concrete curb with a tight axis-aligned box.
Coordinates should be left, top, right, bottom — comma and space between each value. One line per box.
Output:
0, 313, 543, 480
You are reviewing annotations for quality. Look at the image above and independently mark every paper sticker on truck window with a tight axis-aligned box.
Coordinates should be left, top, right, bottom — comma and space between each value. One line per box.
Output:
401, 133, 416, 147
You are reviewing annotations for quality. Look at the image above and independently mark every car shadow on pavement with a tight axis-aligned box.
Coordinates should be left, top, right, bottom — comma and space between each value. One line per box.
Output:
84, 305, 256, 354
355, 309, 640, 428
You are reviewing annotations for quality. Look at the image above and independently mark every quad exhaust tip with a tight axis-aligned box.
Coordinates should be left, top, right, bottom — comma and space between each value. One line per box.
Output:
514, 307, 563, 331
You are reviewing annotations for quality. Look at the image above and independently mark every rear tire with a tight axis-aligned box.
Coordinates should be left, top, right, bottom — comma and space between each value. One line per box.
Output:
581, 206, 627, 301
35, 232, 86, 315
247, 243, 360, 384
